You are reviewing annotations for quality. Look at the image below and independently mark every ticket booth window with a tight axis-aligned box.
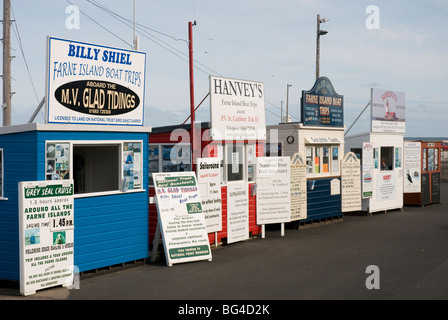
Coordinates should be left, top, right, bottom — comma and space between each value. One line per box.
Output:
73, 144, 120, 194
46, 141, 143, 194
306, 145, 341, 177
380, 147, 393, 171
0, 148, 3, 199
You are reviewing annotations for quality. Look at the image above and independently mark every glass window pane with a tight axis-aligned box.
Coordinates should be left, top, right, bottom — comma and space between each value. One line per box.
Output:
322, 147, 329, 173
332, 147, 339, 173
226, 144, 244, 182
314, 147, 320, 173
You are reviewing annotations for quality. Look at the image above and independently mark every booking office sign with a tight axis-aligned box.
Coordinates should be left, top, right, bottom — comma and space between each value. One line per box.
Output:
46, 37, 146, 126
301, 77, 344, 127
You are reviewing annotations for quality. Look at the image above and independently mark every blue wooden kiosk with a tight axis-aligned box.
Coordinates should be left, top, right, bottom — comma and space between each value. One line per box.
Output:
0, 123, 150, 281
266, 77, 345, 224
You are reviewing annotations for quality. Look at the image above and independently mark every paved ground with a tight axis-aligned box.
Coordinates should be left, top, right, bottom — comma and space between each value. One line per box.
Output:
2, 182, 448, 302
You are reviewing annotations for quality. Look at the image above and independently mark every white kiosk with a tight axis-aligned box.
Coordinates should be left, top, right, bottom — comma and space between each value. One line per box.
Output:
345, 88, 405, 214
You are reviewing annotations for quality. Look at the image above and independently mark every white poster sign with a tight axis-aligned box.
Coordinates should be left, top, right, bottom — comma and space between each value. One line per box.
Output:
341, 152, 362, 212
226, 182, 249, 244
256, 157, 291, 225
362, 142, 374, 198
46, 37, 146, 126
371, 88, 406, 133
19, 180, 74, 296
196, 158, 222, 233
404, 142, 421, 193
209, 75, 266, 141
377, 172, 398, 201
290, 153, 307, 221
153, 172, 212, 266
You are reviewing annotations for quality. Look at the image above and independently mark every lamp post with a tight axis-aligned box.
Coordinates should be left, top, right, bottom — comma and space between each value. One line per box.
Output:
316, 14, 329, 80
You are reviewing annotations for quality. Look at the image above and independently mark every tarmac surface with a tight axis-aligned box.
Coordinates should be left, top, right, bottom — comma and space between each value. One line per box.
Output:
2, 182, 448, 302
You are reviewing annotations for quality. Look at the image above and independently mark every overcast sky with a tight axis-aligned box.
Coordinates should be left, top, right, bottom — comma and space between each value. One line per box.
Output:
2, 0, 448, 137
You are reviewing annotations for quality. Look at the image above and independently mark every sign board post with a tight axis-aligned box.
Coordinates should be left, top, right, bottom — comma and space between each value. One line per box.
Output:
290, 153, 307, 221
256, 157, 291, 237
341, 152, 362, 212
152, 172, 212, 266
19, 180, 74, 296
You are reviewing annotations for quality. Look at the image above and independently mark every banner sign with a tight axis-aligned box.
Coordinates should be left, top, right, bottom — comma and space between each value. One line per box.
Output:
290, 153, 307, 221
362, 142, 374, 198
301, 77, 344, 127
341, 152, 362, 212
46, 37, 146, 126
196, 158, 222, 233
209, 75, 266, 141
153, 172, 212, 266
19, 180, 74, 296
256, 157, 291, 225
226, 182, 249, 244
371, 88, 405, 133
403, 142, 421, 193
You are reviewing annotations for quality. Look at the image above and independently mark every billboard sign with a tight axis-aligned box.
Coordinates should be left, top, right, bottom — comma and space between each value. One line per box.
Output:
196, 158, 222, 233
256, 157, 291, 225
301, 77, 344, 127
209, 76, 266, 141
371, 88, 405, 133
152, 172, 212, 266
19, 180, 74, 296
46, 37, 146, 126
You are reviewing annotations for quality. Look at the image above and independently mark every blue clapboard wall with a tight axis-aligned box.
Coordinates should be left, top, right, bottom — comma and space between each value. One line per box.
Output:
304, 178, 342, 222
0, 129, 149, 280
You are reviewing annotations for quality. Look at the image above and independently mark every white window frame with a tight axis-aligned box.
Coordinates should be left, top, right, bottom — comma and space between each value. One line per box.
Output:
45, 140, 144, 198
305, 144, 341, 179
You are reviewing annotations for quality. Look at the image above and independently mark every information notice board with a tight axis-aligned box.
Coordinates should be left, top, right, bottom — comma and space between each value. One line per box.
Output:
256, 157, 291, 225
226, 182, 249, 244
196, 158, 222, 233
19, 180, 74, 296
290, 153, 307, 221
341, 152, 362, 212
152, 172, 212, 266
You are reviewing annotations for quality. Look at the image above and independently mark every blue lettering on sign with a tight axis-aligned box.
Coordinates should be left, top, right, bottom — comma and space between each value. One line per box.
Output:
67, 44, 132, 65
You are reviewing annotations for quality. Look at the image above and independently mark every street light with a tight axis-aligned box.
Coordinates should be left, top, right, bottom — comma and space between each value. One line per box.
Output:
316, 14, 329, 80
